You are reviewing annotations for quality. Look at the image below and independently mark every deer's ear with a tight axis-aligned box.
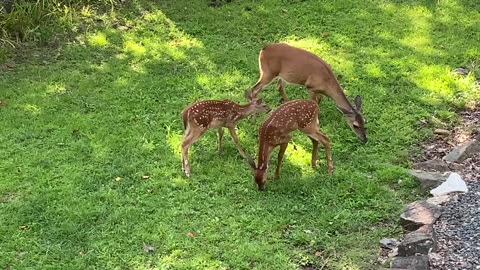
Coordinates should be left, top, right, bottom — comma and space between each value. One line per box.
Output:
354, 95, 362, 112
336, 106, 353, 115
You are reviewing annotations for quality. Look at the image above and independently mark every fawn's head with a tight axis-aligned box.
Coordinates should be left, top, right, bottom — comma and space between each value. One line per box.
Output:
246, 157, 268, 191
253, 164, 268, 191
246, 92, 270, 114
337, 95, 367, 144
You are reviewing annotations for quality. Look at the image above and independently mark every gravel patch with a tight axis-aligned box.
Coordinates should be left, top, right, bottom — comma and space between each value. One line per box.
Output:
415, 104, 480, 269
431, 171, 480, 269
430, 153, 480, 270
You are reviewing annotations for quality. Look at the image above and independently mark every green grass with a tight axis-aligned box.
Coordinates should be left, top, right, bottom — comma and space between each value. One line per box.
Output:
1, 0, 479, 269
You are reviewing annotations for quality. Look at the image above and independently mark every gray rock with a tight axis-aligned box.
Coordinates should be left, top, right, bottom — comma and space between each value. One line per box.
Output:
448, 162, 465, 171
398, 231, 436, 256
426, 195, 452, 206
391, 256, 429, 269
413, 159, 449, 172
400, 201, 442, 231
409, 170, 448, 190
380, 237, 400, 250
452, 67, 469, 76
434, 129, 451, 136
444, 140, 480, 163
430, 172, 468, 196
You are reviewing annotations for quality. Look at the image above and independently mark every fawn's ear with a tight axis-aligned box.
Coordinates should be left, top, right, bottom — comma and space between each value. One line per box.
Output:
354, 95, 362, 112
245, 89, 254, 101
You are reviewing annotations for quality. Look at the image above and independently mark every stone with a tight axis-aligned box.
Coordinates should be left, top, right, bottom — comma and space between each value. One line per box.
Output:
448, 162, 465, 171
400, 200, 442, 231
452, 67, 469, 76
430, 172, 468, 196
391, 256, 429, 269
428, 252, 443, 265
398, 231, 436, 256
426, 195, 451, 206
413, 159, 449, 172
415, 224, 434, 234
434, 128, 451, 136
444, 140, 480, 163
380, 238, 400, 250
409, 170, 448, 190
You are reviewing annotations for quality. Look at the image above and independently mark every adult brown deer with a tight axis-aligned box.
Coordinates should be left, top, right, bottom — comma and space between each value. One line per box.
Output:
246, 43, 367, 144
181, 98, 270, 177
249, 99, 332, 191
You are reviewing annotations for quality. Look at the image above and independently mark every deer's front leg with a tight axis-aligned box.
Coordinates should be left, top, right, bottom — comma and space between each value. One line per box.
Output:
274, 143, 288, 179
227, 126, 255, 168
276, 79, 288, 103
217, 128, 224, 153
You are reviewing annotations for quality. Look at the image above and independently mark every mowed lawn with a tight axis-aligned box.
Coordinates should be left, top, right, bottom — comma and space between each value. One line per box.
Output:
1, 0, 479, 269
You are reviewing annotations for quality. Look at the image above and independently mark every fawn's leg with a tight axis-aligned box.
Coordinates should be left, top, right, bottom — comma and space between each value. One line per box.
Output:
227, 126, 255, 168
217, 128, 224, 153
181, 128, 206, 177
310, 137, 319, 168
274, 143, 288, 179
302, 128, 333, 174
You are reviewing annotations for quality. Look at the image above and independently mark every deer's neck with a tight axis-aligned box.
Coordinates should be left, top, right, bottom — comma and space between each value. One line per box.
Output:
256, 138, 270, 170
327, 84, 355, 114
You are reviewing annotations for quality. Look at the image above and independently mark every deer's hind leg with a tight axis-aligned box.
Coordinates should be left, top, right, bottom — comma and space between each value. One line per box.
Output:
181, 125, 207, 177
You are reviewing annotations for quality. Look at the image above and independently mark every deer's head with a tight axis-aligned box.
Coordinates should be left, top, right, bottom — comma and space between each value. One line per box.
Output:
253, 164, 268, 191
337, 95, 367, 144
249, 97, 270, 114
246, 159, 268, 191
244, 89, 270, 113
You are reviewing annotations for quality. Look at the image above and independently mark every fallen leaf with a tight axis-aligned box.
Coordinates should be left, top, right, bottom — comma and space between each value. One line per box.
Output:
0, 101, 6, 107
19, 225, 29, 230
79, 251, 85, 256
321, 32, 329, 38
281, 8, 288, 13
142, 175, 150, 180
143, 243, 155, 253
187, 231, 195, 238
115, 177, 121, 181
147, 188, 153, 193
314, 251, 322, 257
303, 229, 312, 234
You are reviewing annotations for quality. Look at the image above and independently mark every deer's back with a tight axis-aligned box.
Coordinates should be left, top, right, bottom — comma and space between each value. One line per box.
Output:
259, 100, 318, 140
183, 100, 236, 129
261, 43, 335, 85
